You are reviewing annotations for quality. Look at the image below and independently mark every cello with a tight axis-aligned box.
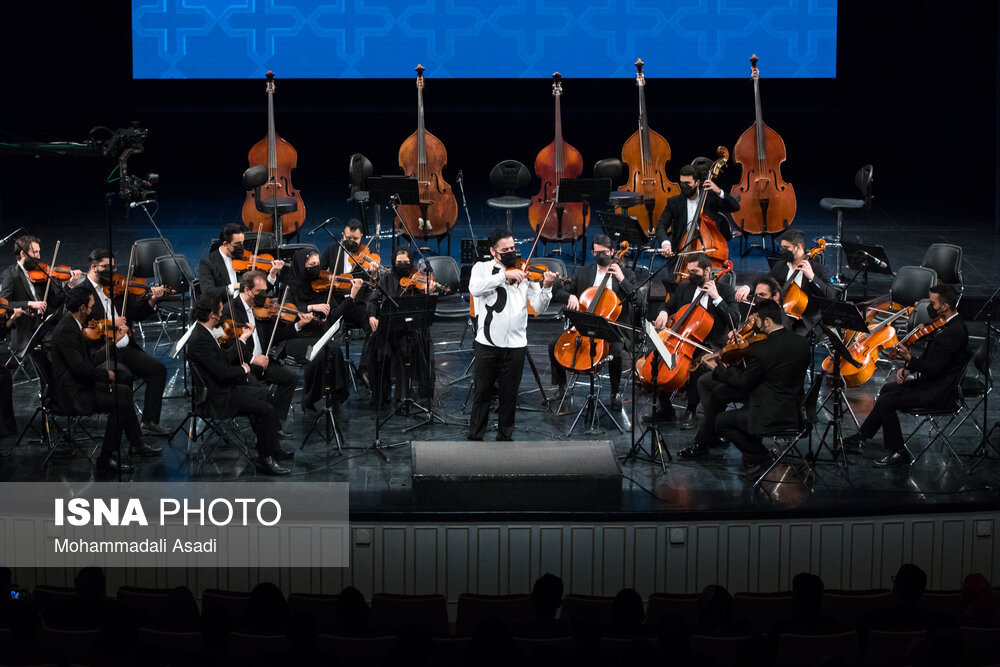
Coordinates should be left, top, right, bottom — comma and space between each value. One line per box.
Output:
781, 239, 826, 319
731, 55, 796, 236
637, 261, 734, 391
552, 242, 630, 373
674, 147, 731, 271
620, 59, 678, 235
396, 65, 458, 240
821, 305, 913, 387
529, 73, 585, 242
241, 71, 305, 244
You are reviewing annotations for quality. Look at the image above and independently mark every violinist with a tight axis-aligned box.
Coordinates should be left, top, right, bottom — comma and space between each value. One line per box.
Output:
186, 293, 290, 476
647, 252, 740, 426
549, 235, 635, 410
1, 305, 28, 447
225, 270, 312, 439
364, 249, 438, 406
699, 299, 811, 477
198, 223, 285, 299
735, 228, 836, 334
842, 285, 968, 467
320, 219, 372, 276
80, 249, 170, 438
655, 163, 738, 257
50, 286, 161, 472
0, 234, 81, 354
468, 228, 556, 441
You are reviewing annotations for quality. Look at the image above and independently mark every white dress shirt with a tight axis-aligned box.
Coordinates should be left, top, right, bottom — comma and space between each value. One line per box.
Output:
19, 263, 39, 301
88, 277, 129, 348
469, 260, 552, 349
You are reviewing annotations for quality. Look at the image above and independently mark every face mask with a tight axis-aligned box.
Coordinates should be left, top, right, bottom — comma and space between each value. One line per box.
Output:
394, 262, 413, 277
23, 256, 40, 270
497, 250, 518, 268
688, 272, 705, 287
781, 249, 796, 263
98, 267, 114, 286
926, 303, 938, 319
230, 243, 244, 258
595, 253, 613, 268
305, 265, 321, 280
252, 292, 267, 307
343, 239, 360, 253
679, 183, 698, 198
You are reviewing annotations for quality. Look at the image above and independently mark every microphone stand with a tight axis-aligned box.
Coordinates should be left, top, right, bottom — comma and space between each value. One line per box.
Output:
455, 170, 477, 243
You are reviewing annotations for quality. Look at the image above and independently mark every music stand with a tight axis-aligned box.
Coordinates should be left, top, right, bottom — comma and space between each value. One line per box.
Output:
559, 310, 626, 436
842, 241, 893, 300
811, 295, 868, 472
367, 176, 420, 250
597, 211, 649, 271
624, 320, 675, 471
301, 315, 346, 455
558, 177, 612, 262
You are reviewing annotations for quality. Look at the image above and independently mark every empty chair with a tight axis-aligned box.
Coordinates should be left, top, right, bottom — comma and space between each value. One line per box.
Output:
131, 238, 176, 278
690, 634, 755, 667
646, 592, 701, 630
921, 243, 964, 288
455, 593, 533, 637
243, 231, 278, 256
277, 242, 319, 263
318, 634, 397, 667
889, 266, 937, 311
732, 592, 795, 636
201, 589, 250, 624
559, 594, 615, 626
776, 630, 858, 667
823, 589, 891, 630
423, 255, 468, 319
287, 593, 340, 632
819, 164, 874, 282
595, 158, 641, 214
864, 629, 925, 666
371, 593, 450, 637
487, 160, 532, 231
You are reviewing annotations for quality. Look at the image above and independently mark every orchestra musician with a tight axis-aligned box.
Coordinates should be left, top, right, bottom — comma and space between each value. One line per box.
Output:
0, 234, 81, 354
284, 250, 362, 413
699, 299, 811, 477
655, 162, 739, 257
50, 286, 162, 472
198, 223, 285, 298
79, 249, 170, 437
549, 235, 635, 410
224, 269, 311, 439
468, 229, 555, 441
842, 285, 968, 467
647, 252, 740, 426
319, 218, 375, 331
365, 248, 440, 406
0, 306, 28, 447
735, 228, 837, 334
186, 292, 291, 476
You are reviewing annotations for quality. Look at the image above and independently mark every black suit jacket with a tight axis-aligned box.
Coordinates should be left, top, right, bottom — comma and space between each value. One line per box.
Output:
77, 280, 156, 352
551, 263, 637, 321
225, 296, 300, 357
198, 251, 235, 299
0, 263, 66, 353
713, 327, 811, 435
186, 323, 254, 417
49, 314, 110, 414
662, 280, 741, 349
766, 259, 838, 333
655, 191, 740, 251
904, 316, 969, 400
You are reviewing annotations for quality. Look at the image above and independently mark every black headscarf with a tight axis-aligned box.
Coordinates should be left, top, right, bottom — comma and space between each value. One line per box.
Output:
287, 249, 321, 305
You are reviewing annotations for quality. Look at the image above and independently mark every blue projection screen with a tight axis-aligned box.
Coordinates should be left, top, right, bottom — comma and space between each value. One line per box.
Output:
132, 0, 836, 79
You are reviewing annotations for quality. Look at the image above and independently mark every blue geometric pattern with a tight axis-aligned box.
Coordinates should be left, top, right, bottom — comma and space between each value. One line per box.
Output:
132, 0, 836, 79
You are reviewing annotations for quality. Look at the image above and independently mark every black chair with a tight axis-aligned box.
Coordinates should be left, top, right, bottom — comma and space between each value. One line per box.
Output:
920, 242, 964, 289
243, 231, 278, 257
819, 164, 874, 283
243, 165, 298, 240
753, 372, 822, 493
32, 349, 100, 468
423, 255, 468, 319
487, 160, 532, 231
889, 266, 937, 311
949, 336, 994, 447
901, 348, 975, 468
527, 257, 569, 320
595, 158, 641, 214
277, 242, 319, 264
152, 254, 197, 347
131, 238, 176, 279
184, 361, 254, 474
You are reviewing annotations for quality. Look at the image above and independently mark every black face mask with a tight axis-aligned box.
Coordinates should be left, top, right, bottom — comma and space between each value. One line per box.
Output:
679, 183, 698, 198
781, 249, 796, 263
252, 292, 268, 307
926, 303, 939, 319
688, 272, 705, 287
497, 250, 518, 268
230, 243, 245, 258
98, 267, 114, 286
595, 253, 613, 268
305, 265, 321, 281
23, 256, 40, 270
394, 262, 412, 278
343, 239, 360, 253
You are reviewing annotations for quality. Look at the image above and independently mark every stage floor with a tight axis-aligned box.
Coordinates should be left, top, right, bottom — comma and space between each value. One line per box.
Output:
2, 193, 1000, 521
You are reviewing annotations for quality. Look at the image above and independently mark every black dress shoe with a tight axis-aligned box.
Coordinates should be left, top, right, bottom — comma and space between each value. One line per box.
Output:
277, 430, 295, 440
257, 456, 290, 476
678, 443, 710, 459
873, 450, 911, 468
97, 457, 133, 472
610, 393, 623, 410
678, 411, 698, 430
841, 432, 867, 454
140, 422, 171, 437
274, 449, 295, 461
131, 441, 163, 457
740, 456, 773, 478
642, 407, 676, 424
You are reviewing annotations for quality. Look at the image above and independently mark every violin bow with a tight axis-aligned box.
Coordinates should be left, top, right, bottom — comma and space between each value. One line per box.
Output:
223, 287, 245, 366
41, 240, 60, 304
121, 245, 137, 319
250, 223, 264, 272
263, 286, 290, 358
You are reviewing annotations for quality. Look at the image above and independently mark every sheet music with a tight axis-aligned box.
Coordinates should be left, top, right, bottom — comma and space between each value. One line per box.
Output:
169, 323, 197, 358
644, 320, 675, 370
307, 317, 342, 362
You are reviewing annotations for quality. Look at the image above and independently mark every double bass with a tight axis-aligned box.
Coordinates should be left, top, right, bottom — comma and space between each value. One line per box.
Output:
674, 147, 730, 271
241, 71, 306, 243
620, 59, 678, 235
731, 55, 796, 236
395, 65, 458, 240
529, 73, 585, 242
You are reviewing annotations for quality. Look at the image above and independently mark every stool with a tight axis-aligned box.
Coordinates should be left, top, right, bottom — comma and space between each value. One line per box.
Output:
243, 165, 299, 242
818, 165, 873, 286
486, 160, 532, 231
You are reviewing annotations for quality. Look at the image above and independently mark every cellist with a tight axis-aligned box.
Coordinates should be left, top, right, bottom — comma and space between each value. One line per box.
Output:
655, 162, 739, 258
734, 228, 836, 335
647, 252, 740, 426
549, 234, 635, 410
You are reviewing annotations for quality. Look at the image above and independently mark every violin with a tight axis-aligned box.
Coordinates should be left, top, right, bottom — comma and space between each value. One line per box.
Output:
217, 319, 249, 344
241, 71, 305, 244
694, 331, 769, 371
399, 271, 449, 294
395, 65, 458, 240
674, 146, 731, 271
553, 243, 630, 373
103, 275, 176, 298
0, 298, 19, 321
637, 261, 734, 389
620, 59, 678, 235
231, 251, 276, 273
82, 319, 127, 344
349, 245, 385, 274
27, 262, 73, 283
781, 239, 826, 319
822, 305, 912, 387
888, 316, 948, 360
311, 270, 357, 293
529, 73, 585, 242
731, 55, 796, 236
513, 258, 570, 285
252, 298, 300, 323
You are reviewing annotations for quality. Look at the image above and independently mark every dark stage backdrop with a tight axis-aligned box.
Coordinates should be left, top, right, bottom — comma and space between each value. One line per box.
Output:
0, 1, 996, 230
